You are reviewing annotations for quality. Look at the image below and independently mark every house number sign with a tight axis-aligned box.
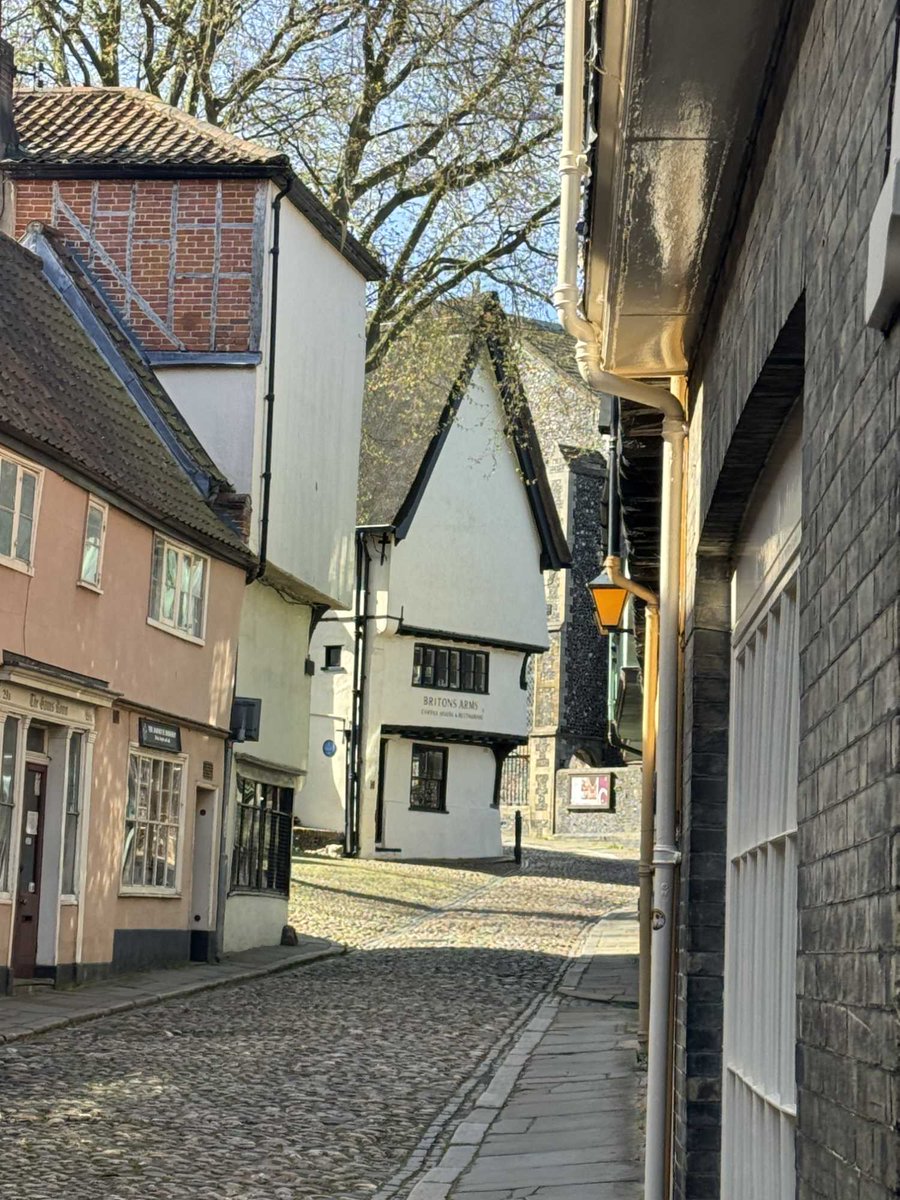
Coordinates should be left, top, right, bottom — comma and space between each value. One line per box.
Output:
139, 718, 182, 753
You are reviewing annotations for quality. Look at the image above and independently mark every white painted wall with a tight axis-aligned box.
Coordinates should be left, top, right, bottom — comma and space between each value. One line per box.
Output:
388, 353, 550, 648
154, 364, 259, 497
304, 615, 355, 831
235, 581, 311, 773
373, 739, 501, 859
262, 190, 367, 607
223, 893, 287, 953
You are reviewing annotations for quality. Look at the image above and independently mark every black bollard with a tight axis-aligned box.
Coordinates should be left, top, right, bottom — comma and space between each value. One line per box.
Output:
514, 809, 522, 865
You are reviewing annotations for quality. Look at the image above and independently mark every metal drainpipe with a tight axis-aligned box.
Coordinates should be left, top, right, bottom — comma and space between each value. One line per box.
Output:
254, 181, 291, 580
554, 0, 686, 1193
345, 530, 372, 856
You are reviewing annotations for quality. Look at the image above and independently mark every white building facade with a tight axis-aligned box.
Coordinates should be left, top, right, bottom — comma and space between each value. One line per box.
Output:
308, 300, 569, 860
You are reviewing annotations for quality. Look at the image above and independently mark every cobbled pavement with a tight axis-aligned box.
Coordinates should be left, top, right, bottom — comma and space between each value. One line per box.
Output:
0, 847, 636, 1200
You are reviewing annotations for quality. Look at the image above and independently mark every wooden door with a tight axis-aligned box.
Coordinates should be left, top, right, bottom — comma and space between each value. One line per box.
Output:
11, 765, 46, 978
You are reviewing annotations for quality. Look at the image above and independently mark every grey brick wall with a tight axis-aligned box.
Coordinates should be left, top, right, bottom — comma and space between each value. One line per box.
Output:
675, 0, 900, 1197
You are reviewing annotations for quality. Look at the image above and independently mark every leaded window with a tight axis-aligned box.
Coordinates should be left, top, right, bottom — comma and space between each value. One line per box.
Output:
121, 751, 183, 891
0, 717, 19, 890
0, 454, 39, 568
412, 645, 488, 694
149, 535, 208, 640
409, 744, 448, 812
230, 778, 293, 894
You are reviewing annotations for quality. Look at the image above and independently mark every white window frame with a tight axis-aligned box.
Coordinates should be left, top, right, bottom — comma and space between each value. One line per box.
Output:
119, 746, 187, 897
0, 449, 42, 576
60, 730, 86, 901
78, 496, 108, 592
147, 533, 210, 645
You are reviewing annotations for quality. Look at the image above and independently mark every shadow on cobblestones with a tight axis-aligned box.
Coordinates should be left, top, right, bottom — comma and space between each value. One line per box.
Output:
0, 848, 637, 1200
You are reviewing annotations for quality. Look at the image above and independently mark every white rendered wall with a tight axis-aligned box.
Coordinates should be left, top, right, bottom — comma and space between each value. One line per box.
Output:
262, 190, 367, 607
154, 364, 258, 498
388, 354, 550, 648
375, 739, 501, 860
223, 893, 287, 953
235, 581, 311, 774
305, 614, 355, 831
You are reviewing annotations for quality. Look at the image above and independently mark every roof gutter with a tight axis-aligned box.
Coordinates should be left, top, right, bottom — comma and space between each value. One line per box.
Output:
554, 4, 683, 1197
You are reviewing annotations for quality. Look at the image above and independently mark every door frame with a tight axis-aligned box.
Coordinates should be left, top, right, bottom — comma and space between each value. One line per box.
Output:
11, 762, 48, 978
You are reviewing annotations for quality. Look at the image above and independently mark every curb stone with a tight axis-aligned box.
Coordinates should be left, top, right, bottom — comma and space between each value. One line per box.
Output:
0, 943, 346, 1046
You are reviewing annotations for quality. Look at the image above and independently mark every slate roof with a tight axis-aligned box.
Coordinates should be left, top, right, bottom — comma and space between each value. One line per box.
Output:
359, 296, 570, 570
5, 87, 384, 282
0, 231, 252, 563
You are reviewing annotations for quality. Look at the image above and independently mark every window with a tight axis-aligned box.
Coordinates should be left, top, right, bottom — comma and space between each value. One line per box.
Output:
230, 777, 293, 894
61, 732, 83, 895
409, 744, 448, 812
80, 498, 107, 588
149, 535, 208, 641
0, 453, 40, 570
412, 644, 489, 694
121, 751, 184, 891
0, 717, 19, 891
324, 645, 342, 670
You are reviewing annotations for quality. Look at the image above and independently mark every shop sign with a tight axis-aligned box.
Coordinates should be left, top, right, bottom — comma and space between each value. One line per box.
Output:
569, 773, 612, 810
139, 718, 182, 753
419, 694, 484, 721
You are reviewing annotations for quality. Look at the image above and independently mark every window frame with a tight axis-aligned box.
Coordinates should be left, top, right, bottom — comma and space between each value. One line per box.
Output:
411, 644, 490, 695
323, 645, 343, 671
119, 746, 187, 897
229, 776, 294, 896
78, 496, 108, 592
60, 731, 85, 899
147, 533, 210, 645
409, 743, 449, 814
0, 449, 42, 576
0, 715, 20, 896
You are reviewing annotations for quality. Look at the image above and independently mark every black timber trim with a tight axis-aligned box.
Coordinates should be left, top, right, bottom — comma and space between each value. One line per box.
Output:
396, 621, 547, 655
391, 295, 571, 570
381, 724, 527, 749
3, 161, 385, 282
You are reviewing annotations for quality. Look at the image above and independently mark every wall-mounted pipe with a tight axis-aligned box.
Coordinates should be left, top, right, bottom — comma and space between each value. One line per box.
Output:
555, 1, 685, 1195
254, 181, 291, 580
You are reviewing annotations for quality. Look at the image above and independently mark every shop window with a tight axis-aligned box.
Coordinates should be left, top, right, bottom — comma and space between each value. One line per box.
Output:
324, 645, 342, 670
0, 452, 40, 571
149, 534, 208, 641
61, 732, 83, 895
409, 744, 448, 812
412, 644, 489, 694
80, 498, 107, 589
230, 777, 293, 895
0, 717, 19, 890
121, 751, 184, 892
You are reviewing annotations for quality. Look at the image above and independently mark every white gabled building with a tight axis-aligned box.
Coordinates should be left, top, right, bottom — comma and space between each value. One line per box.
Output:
307, 298, 570, 860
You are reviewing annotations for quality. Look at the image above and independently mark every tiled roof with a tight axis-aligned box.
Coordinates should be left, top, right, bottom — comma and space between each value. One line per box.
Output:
10, 87, 287, 169
0, 231, 252, 562
6, 87, 385, 280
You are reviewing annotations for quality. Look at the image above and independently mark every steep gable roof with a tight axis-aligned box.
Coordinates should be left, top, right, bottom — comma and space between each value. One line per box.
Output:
5, 86, 384, 282
0, 231, 252, 564
358, 296, 571, 570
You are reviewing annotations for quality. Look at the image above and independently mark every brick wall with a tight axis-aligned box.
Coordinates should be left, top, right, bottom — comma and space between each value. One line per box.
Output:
675, 0, 900, 1197
14, 177, 265, 354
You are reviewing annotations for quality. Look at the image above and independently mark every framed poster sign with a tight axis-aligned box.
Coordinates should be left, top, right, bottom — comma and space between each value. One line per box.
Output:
138, 718, 182, 754
568, 773, 613, 810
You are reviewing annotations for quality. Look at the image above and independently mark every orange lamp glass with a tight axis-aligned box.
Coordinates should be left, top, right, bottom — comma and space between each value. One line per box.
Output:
587, 571, 629, 635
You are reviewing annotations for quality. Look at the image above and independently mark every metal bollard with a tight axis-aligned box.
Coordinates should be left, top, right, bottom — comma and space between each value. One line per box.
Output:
514, 809, 522, 865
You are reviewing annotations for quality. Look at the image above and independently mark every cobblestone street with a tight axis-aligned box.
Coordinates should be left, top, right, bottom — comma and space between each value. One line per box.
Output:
0, 847, 636, 1200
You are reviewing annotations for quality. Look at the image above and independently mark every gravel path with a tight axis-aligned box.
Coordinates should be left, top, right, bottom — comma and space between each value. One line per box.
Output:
0, 847, 637, 1200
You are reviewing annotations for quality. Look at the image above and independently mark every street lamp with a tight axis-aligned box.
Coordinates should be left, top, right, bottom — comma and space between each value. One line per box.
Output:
587, 569, 629, 635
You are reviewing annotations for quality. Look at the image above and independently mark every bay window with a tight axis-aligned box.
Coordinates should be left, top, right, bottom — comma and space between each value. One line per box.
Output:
230, 777, 293, 895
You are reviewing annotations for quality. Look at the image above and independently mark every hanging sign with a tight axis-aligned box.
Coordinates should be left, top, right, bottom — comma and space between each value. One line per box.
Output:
139, 718, 182, 754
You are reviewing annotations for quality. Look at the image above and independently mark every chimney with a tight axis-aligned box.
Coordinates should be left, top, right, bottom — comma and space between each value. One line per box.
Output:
0, 38, 18, 160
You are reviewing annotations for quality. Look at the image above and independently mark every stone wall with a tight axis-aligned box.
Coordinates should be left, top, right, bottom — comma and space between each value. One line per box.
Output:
554, 764, 641, 847
674, 1, 899, 1197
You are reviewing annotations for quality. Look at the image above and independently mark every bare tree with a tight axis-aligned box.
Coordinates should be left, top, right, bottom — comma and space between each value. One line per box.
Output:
6, 0, 561, 368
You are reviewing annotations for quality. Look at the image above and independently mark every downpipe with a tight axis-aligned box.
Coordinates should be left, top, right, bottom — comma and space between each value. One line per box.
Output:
554, 0, 685, 1195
